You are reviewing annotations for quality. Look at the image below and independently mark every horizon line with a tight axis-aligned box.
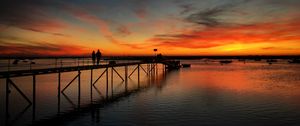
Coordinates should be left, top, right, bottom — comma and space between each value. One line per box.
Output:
0, 55, 299, 59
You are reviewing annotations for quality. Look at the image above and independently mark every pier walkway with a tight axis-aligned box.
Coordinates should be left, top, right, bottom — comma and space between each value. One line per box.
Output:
1, 59, 183, 126
1, 61, 148, 78
1, 59, 181, 125
0, 60, 181, 78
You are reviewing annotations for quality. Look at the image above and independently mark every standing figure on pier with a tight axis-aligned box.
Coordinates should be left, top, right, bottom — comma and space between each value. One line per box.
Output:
96, 49, 101, 65
92, 50, 96, 65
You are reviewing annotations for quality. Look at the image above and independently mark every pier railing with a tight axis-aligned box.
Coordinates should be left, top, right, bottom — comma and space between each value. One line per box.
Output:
0, 58, 140, 72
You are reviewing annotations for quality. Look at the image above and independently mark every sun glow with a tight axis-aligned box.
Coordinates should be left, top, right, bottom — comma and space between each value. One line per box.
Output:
0, 0, 300, 56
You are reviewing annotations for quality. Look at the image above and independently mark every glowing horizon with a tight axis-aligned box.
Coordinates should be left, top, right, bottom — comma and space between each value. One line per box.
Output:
0, 0, 300, 56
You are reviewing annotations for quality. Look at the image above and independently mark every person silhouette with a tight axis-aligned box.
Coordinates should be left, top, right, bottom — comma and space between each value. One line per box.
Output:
92, 51, 96, 65
96, 49, 101, 65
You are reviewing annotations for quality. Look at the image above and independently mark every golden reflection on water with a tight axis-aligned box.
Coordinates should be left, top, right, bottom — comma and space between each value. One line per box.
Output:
179, 62, 300, 106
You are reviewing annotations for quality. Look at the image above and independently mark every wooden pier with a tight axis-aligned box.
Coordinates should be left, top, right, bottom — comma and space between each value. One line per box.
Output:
0, 60, 181, 78
1, 59, 181, 126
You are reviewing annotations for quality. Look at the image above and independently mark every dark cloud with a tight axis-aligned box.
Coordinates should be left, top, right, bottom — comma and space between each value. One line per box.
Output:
185, 4, 233, 27
186, 8, 223, 27
155, 34, 198, 39
0, 39, 88, 56
149, 17, 300, 49
179, 4, 196, 15
116, 25, 131, 36
131, 0, 150, 19
25, 28, 69, 37
150, 40, 222, 49
149, 32, 224, 49
185, 0, 251, 27
264, 0, 300, 6
0, 0, 67, 33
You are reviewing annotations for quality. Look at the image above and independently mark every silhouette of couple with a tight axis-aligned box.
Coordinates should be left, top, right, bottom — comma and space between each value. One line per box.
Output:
92, 49, 101, 65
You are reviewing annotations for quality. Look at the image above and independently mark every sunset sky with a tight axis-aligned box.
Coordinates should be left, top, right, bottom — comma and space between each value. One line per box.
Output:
0, 0, 300, 56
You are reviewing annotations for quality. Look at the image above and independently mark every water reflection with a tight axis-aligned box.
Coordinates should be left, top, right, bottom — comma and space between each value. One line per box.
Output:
1, 61, 300, 126
31, 68, 168, 126
0, 63, 167, 126
64, 61, 299, 126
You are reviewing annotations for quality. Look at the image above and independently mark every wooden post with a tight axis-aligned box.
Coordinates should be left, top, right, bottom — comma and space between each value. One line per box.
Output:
82, 58, 84, 66
58, 72, 61, 95
32, 75, 36, 121
90, 69, 93, 103
147, 64, 149, 76
78, 70, 81, 109
55, 58, 57, 68
77, 58, 79, 67
138, 64, 140, 87
8, 59, 10, 72
106, 67, 108, 99
5, 78, 10, 125
156, 63, 158, 75
60, 59, 63, 68
111, 67, 113, 96
125, 66, 128, 92
149, 64, 152, 76
58, 72, 61, 114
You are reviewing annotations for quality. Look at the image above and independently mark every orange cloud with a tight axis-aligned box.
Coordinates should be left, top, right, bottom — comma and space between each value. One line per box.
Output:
64, 5, 145, 50
150, 18, 300, 49
0, 41, 90, 57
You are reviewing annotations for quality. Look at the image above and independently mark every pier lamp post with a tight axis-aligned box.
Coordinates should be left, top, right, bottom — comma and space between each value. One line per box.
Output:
153, 48, 158, 62
153, 48, 158, 56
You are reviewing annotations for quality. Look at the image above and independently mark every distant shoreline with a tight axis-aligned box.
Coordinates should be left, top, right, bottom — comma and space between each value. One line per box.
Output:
0, 55, 299, 60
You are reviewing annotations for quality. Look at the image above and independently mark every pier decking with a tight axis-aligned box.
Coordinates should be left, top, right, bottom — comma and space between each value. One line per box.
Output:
0, 60, 180, 78
0, 61, 146, 78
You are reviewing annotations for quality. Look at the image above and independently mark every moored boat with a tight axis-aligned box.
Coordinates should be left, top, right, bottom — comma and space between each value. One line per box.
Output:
219, 60, 232, 64
266, 59, 277, 62
288, 59, 300, 64
266, 59, 277, 65
182, 64, 191, 68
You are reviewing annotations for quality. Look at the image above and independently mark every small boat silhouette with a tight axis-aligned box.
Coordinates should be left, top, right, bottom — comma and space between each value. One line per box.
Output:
254, 58, 261, 61
238, 59, 246, 61
13, 59, 20, 64
266, 59, 277, 65
182, 64, 191, 68
266, 59, 277, 62
288, 59, 300, 64
219, 60, 232, 64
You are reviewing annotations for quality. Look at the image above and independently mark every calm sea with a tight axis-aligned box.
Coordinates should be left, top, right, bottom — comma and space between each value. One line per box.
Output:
0, 59, 300, 126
